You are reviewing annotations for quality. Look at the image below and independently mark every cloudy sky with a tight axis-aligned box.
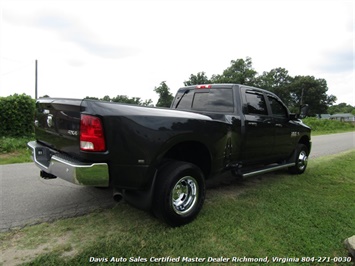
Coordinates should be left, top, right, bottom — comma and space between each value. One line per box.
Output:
1, 0, 354, 106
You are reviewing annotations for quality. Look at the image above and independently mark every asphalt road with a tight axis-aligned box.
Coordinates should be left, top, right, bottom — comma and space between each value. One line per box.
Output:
0, 164, 115, 232
309, 131, 355, 158
0, 132, 354, 232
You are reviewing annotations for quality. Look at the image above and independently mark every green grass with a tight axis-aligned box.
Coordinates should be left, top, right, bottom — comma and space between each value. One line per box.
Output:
0, 136, 33, 153
1, 151, 354, 266
303, 117, 355, 135
0, 136, 33, 164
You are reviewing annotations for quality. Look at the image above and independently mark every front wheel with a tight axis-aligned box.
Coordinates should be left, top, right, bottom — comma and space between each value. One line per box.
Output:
153, 161, 205, 227
288, 144, 309, 174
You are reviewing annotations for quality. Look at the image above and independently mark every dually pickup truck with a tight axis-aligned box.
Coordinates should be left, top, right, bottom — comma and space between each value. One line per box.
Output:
28, 84, 311, 226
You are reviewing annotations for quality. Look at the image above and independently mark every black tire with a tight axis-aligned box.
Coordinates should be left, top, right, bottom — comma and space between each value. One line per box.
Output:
153, 161, 205, 227
288, 144, 309, 174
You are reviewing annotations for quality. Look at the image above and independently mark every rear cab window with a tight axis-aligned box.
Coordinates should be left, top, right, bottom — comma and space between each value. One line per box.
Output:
173, 85, 234, 113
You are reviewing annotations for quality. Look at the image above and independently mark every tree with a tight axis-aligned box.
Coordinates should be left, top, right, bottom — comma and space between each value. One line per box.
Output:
256, 68, 293, 106
328, 103, 355, 115
101, 95, 111, 102
211, 57, 257, 85
184, 72, 211, 86
288, 76, 336, 116
180, 57, 339, 116
154, 81, 174, 107
85, 95, 153, 106
142, 99, 154, 107
111, 95, 142, 105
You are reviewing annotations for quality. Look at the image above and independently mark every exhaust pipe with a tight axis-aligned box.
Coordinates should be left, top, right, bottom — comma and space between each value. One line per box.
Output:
113, 189, 123, 202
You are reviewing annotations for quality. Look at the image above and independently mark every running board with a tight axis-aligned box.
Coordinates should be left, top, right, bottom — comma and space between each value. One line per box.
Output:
241, 163, 295, 178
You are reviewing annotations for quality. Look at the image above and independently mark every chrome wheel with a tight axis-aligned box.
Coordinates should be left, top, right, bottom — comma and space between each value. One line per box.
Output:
288, 144, 309, 175
153, 161, 205, 227
297, 150, 308, 171
172, 176, 198, 215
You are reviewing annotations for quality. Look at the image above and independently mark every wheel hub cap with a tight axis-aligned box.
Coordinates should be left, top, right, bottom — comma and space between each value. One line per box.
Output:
172, 176, 198, 215
297, 150, 308, 171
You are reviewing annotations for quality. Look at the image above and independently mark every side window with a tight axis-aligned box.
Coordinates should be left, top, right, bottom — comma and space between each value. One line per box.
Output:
245, 92, 267, 115
176, 90, 194, 109
268, 96, 288, 118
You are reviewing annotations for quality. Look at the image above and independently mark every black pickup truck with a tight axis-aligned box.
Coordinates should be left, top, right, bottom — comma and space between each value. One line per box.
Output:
28, 84, 311, 226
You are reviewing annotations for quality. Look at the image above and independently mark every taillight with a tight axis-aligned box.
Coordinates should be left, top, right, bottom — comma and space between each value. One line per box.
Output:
80, 114, 106, 152
196, 84, 212, 89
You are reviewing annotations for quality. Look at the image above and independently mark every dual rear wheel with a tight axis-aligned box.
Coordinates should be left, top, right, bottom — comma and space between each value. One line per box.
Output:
152, 161, 205, 227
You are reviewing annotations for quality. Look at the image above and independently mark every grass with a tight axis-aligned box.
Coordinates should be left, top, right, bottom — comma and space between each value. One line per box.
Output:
0, 136, 33, 165
0, 150, 31, 165
302, 117, 355, 135
1, 150, 354, 265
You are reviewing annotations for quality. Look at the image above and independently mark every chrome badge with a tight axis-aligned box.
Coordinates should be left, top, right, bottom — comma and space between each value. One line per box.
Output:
291, 131, 300, 137
68, 130, 78, 136
47, 114, 53, 128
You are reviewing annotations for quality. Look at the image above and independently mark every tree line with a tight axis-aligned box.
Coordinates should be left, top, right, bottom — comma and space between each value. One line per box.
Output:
86, 57, 354, 116
84, 81, 174, 108
183, 57, 337, 116
15, 56, 355, 116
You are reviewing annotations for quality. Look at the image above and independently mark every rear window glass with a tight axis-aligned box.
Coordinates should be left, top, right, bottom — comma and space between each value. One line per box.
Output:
191, 89, 234, 112
176, 90, 194, 109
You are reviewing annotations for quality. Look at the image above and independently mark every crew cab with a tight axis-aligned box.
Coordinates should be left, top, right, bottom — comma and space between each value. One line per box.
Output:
28, 84, 311, 226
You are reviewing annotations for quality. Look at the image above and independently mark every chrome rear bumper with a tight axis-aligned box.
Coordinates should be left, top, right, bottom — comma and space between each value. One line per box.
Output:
27, 141, 109, 187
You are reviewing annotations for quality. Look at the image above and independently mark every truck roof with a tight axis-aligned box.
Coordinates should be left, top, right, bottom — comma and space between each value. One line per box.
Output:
178, 83, 282, 100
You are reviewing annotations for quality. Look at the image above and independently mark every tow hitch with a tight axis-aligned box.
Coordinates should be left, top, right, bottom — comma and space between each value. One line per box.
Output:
40, 170, 57, 179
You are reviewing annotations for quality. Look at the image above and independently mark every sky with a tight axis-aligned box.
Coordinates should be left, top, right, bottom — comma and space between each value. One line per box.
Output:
0, 0, 354, 106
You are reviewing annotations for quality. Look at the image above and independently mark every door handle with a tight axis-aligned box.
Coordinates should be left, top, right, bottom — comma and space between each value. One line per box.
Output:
248, 122, 257, 127
275, 124, 283, 127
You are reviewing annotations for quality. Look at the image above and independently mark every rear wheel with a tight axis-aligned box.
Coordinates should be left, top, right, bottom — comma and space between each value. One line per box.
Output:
153, 161, 205, 227
288, 144, 309, 174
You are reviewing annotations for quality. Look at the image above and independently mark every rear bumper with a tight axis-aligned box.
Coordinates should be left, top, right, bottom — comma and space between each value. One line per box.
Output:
27, 141, 109, 187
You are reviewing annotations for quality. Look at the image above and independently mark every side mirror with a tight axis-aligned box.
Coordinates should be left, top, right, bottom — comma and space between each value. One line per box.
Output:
299, 104, 309, 119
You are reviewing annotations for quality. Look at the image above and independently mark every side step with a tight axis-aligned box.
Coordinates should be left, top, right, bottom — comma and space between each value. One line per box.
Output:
239, 163, 295, 178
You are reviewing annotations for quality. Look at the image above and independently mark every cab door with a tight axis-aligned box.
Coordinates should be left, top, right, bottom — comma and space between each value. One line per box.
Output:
242, 89, 274, 163
267, 95, 293, 159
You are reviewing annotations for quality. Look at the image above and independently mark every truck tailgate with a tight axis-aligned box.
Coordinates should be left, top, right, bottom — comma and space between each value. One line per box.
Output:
35, 98, 83, 156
